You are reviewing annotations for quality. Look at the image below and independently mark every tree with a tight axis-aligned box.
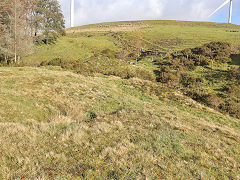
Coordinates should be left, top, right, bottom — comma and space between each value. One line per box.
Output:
33, 0, 65, 44
0, 0, 33, 63
0, 0, 65, 64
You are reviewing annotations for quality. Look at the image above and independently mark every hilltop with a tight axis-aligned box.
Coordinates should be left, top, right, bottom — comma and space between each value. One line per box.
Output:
0, 20, 240, 179
23, 20, 240, 64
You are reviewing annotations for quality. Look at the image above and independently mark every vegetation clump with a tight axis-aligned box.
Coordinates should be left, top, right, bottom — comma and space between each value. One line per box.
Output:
40, 57, 155, 81
228, 67, 240, 82
85, 111, 97, 121
154, 41, 240, 118
170, 41, 232, 68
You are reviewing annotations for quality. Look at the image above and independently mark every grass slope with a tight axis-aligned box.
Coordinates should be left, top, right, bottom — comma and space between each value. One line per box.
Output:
23, 20, 240, 65
0, 67, 239, 179
1, 20, 240, 178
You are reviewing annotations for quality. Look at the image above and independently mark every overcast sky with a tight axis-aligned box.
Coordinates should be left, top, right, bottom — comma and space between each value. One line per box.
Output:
58, 0, 240, 27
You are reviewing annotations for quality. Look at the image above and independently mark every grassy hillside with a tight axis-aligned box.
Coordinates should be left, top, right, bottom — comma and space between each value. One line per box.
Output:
22, 20, 240, 118
23, 20, 240, 65
0, 67, 239, 179
1, 20, 240, 178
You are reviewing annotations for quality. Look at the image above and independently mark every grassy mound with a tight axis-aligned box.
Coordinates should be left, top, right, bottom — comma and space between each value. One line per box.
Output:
0, 67, 239, 179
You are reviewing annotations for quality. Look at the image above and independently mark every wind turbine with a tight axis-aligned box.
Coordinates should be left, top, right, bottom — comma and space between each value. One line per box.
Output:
70, 0, 75, 27
209, 0, 233, 23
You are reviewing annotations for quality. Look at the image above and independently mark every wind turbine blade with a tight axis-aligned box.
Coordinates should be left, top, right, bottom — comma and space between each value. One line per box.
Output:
209, 0, 231, 17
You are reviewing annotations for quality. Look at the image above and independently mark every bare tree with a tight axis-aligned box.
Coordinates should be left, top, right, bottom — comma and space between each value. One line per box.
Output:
0, 0, 33, 64
0, 0, 65, 63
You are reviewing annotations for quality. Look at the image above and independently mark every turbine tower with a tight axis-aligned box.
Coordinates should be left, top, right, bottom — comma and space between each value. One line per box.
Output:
228, 0, 233, 23
209, 0, 233, 23
71, 0, 75, 27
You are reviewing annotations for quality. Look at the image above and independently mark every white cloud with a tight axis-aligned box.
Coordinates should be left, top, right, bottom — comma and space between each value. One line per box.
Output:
58, 0, 240, 27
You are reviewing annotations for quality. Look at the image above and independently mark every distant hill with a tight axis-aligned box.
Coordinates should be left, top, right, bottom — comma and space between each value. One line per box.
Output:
23, 20, 240, 64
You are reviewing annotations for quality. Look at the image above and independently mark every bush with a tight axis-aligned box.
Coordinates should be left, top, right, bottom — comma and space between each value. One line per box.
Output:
171, 41, 232, 69
101, 49, 116, 59
181, 58, 195, 70
190, 55, 211, 66
215, 56, 231, 63
222, 84, 240, 98
180, 73, 203, 88
156, 66, 179, 86
48, 58, 63, 66
181, 48, 192, 56
85, 111, 97, 121
115, 50, 130, 61
204, 95, 223, 109
185, 90, 208, 103
134, 68, 155, 81
185, 90, 222, 109
228, 67, 240, 82
219, 101, 240, 119
170, 58, 182, 69
192, 46, 212, 57
195, 42, 232, 60
40, 57, 156, 81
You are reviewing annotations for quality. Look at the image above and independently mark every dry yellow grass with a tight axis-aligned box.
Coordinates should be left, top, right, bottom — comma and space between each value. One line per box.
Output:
0, 66, 239, 179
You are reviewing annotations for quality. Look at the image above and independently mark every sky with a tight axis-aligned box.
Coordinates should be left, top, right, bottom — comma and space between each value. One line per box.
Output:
58, 0, 240, 28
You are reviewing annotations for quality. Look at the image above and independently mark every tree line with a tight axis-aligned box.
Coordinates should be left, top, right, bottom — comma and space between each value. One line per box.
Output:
0, 0, 65, 64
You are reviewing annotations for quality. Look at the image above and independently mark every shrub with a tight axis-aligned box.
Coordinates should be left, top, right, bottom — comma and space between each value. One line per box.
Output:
85, 111, 97, 121
204, 95, 223, 109
181, 48, 192, 56
115, 50, 130, 61
215, 56, 231, 63
192, 46, 212, 57
40, 58, 64, 67
204, 42, 231, 59
222, 84, 240, 98
181, 57, 195, 70
219, 101, 240, 119
101, 49, 116, 59
40, 61, 49, 66
190, 55, 211, 66
185, 90, 222, 109
185, 90, 208, 103
228, 67, 240, 82
47, 58, 63, 66
156, 66, 179, 86
171, 41, 232, 68
170, 58, 182, 69
134, 68, 155, 81
180, 73, 203, 88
